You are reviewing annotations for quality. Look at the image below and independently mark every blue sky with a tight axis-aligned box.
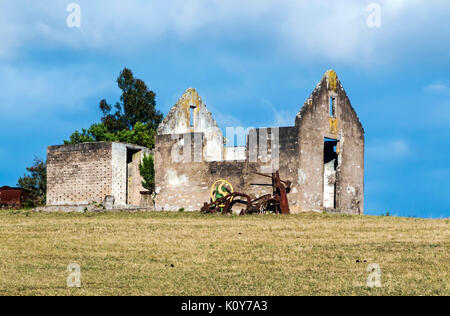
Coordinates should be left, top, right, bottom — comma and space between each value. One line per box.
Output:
0, 0, 449, 218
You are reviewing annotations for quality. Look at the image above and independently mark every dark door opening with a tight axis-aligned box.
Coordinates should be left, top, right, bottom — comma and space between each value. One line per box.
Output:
323, 138, 339, 209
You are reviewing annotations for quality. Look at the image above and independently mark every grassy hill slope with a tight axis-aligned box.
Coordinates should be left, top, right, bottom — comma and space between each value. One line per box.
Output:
0, 211, 448, 295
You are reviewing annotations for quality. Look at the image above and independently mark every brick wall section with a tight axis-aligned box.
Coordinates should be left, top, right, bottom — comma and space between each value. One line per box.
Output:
47, 142, 113, 206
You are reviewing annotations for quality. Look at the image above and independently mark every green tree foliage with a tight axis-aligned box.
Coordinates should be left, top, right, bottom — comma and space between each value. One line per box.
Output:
139, 154, 155, 192
65, 67, 162, 149
17, 157, 47, 207
64, 122, 156, 149
100, 67, 163, 133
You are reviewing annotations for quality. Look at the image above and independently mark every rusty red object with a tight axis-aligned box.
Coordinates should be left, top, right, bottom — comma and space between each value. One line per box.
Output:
0, 186, 31, 207
201, 192, 252, 214
201, 171, 292, 215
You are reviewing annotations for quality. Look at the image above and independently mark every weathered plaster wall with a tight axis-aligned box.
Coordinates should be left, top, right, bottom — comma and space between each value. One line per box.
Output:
154, 128, 300, 212
154, 133, 209, 211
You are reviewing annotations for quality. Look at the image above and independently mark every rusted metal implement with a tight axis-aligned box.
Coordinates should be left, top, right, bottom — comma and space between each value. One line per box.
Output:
201, 171, 291, 215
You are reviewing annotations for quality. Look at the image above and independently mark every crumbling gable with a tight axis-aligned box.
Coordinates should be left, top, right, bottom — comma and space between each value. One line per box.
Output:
157, 88, 225, 161
295, 70, 364, 213
157, 88, 221, 135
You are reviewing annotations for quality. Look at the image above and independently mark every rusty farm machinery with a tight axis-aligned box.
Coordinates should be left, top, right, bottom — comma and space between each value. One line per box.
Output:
200, 171, 292, 215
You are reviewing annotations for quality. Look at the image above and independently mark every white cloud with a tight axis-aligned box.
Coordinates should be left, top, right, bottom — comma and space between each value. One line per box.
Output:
261, 98, 296, 127
0, 0, 447, 64
424, 81, 450, 96
279, 1, 369, 62
367, 139, 410, 160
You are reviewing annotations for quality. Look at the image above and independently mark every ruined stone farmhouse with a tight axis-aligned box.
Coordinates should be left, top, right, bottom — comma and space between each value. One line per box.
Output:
155, 70, 364, 214
45, 70, 364, 214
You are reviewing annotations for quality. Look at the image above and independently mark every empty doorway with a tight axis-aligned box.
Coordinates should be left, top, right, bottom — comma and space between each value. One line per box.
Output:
323, 138, 339, 209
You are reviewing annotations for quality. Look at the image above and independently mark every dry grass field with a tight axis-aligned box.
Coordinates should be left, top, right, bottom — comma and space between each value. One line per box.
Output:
0, 210, 448, 296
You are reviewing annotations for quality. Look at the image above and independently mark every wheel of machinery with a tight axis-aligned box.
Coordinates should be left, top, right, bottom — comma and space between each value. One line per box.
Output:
210, 179, 234, 208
